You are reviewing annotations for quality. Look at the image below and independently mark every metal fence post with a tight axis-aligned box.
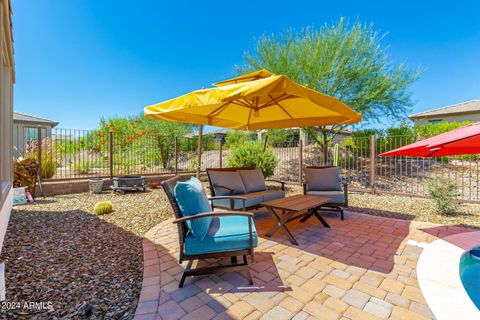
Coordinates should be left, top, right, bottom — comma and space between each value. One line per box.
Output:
37, 127, 42, 177
370, 135, 376, 193
298, 139, 303, 185
174, 137, 178, 175
109, 131, 114, 179
196, 126, 203, 178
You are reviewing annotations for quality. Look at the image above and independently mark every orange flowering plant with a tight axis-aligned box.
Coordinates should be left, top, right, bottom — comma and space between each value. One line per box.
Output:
89, 114, 194, 171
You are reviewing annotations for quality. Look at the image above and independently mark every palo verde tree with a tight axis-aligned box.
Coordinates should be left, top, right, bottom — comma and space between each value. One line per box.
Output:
238, 18, 420, 162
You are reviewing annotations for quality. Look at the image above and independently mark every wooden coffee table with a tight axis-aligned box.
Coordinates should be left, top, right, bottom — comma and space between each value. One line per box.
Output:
262, 195, 331, 245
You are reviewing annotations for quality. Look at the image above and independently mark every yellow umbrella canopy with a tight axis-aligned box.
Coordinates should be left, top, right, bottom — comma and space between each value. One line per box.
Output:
212, 69, 274, 86
144, 70, 362, 130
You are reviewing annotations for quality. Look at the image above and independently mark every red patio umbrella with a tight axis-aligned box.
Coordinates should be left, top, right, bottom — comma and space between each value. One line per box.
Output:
379, 121, 480, 157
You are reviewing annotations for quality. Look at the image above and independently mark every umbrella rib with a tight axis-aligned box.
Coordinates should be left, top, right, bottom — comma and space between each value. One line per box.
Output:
241, 98, 256, 108
258, 94, 291, 109
268, 95, 294, 119
247, 108, 253, 128
207, 101, 232, 118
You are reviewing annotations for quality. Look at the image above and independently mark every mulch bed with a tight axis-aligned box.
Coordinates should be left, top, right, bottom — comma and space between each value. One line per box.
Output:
0, 189, 172, 319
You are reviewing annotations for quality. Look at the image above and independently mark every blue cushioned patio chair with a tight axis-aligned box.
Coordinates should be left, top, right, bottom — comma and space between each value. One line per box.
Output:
161, 175, 257, 287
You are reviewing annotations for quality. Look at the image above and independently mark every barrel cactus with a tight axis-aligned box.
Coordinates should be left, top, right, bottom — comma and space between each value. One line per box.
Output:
93, 201, 114, 215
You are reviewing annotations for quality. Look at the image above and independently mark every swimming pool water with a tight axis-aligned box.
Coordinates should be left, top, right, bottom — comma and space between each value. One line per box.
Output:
460, 248, 480, 311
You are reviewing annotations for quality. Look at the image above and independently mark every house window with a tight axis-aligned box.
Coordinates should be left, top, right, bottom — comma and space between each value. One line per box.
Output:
428, 119, 443, 124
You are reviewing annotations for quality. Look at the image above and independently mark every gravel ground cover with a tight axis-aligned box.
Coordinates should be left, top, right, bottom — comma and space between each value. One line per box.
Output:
2, 181, 480, 319
285, 183, 480, 228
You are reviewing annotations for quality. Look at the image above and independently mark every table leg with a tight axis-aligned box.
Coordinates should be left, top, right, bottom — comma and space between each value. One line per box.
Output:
265, 207, 299, 245
299, 208, 331, 228
299, 209, 314, 222
314, 211, 331, 228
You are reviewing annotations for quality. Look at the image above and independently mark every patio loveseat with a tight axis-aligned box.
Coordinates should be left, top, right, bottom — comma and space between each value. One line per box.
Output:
207, 168, 286, 211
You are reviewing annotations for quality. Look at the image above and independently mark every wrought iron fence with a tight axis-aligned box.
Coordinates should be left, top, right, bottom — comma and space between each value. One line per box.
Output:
13, 127, 480, 202
14, 128, 200, 180
269, 134, 480, 202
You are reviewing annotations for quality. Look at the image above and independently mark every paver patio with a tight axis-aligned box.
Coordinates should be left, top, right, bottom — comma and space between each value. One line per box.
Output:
135, 209, 473, 320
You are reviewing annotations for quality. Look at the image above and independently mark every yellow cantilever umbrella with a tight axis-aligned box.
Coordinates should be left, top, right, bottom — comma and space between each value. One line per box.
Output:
144, 70, 361, 130
144, 70, 362, 175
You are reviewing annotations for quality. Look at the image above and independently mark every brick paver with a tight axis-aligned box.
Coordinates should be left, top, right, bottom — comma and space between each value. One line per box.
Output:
134, 210, 445, 319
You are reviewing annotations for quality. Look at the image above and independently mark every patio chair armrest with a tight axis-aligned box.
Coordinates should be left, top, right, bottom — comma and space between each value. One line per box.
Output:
173, 211, 254, 224
265, 179, 285, 191
208, 195, 247, 211
209, 196, 247, 201
213, 185, 235, 196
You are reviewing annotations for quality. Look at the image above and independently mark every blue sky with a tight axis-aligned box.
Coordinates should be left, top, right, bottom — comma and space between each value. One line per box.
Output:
12, 0, 480, 130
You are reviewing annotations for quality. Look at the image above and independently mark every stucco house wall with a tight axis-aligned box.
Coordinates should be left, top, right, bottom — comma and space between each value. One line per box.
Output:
0, 0, 15, 301
411, 112, 480, 126
409, 100, 480, 126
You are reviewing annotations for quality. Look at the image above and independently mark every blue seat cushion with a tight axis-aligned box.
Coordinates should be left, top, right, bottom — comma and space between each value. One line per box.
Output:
184, 215, 258, 255
174, 177, 212, 241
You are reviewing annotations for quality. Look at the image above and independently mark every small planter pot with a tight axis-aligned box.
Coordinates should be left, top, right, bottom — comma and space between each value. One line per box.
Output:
88, 178, 104, 194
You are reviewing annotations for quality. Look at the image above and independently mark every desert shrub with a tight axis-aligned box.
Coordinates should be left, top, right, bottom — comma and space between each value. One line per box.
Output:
425, 178, 462, 215
414, 121, 473, 140
93, 201, 114, 215
225, 131, 256, 148
24, 138, 57, 179
267, 128, 296, 146
351, 129, 381, 155
339, 137, 355, 149
226, 141, 278, 177
187, 152, 198, 172
41, 159, 57, 179
386, 123, 413, 137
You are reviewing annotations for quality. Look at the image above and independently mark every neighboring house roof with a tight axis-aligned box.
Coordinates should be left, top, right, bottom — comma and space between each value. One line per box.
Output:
13, 112, 59, 127
409, 100, 480, 119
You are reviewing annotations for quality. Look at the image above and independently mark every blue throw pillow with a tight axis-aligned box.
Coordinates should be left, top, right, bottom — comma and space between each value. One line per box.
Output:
174, 177, 212, 241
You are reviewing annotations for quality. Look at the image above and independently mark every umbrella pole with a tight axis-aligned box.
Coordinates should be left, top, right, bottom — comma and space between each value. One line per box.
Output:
196, 125, 203, 178
263, 133, 268, 152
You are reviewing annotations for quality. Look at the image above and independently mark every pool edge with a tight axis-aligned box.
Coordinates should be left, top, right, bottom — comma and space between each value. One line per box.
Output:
417, 231, 480, 320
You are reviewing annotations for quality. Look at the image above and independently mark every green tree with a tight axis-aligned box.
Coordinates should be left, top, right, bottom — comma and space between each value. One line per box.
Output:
266, 128, 295, 145
239, 18, 419, 162
225, 130, 256, 148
